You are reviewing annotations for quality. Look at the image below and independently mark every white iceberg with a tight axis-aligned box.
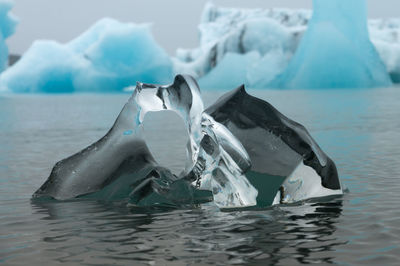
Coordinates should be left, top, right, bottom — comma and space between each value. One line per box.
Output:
0, 0, 17, 73
173, 2, 309, 88
0, 18, 173, 92
370, 19, 400, 83
175, 1, 396, 89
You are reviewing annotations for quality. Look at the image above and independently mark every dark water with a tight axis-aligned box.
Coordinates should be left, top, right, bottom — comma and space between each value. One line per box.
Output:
1, 88, 400, 265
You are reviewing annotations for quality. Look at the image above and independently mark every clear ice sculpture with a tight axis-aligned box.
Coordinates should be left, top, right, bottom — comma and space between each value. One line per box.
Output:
34, 75, 342, 208
33, 75, 258, 208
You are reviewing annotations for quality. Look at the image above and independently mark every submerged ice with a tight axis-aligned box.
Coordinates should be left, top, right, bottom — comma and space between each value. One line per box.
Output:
33, 75, 342, 208
206, 86, 342, 205
34, 75, 258, 208
0, 0, 17, 73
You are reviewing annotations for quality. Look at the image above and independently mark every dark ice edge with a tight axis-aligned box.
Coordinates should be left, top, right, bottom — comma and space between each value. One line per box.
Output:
206, 85, 340, 190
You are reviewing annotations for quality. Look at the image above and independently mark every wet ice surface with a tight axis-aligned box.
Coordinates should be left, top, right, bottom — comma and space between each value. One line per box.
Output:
31, 76, 257, 208
1, 88, 400, 265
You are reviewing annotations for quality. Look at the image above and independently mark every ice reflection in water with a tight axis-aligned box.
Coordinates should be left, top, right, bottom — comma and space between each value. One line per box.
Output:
28, 197, 344, 265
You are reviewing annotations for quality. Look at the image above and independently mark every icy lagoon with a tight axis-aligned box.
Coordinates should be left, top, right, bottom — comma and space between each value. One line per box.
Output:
1, 0, 400, 264
1, 88, 400, 264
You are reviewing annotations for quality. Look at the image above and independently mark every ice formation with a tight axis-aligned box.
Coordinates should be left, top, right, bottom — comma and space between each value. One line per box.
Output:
206, 86, 342, 205
2, 1, 398, 92
173, 2, 308, 89
33, 75, 258, 208
0, 18, 173, 92
370, 19, 400, 83
0, 0, 18, 72
175, 2, 397, 89
34, 75, 342, 208
271, 0, 392, 89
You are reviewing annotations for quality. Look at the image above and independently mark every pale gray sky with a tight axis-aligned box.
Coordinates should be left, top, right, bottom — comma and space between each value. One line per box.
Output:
7, 0, 400, 55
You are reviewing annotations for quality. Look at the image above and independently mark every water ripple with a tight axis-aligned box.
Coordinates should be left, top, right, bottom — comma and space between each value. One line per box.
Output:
1, 90, 400, 265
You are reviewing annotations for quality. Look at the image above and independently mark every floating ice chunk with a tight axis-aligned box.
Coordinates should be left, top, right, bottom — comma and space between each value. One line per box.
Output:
1, 41, 82, 93
206, 85, 342, 206
33, 75, 257, 208
0, 0, 18, 73
33, 75, 341, 208
0, 18, 173, 92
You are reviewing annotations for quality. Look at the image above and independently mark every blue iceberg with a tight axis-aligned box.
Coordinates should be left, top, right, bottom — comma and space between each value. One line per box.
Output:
0, 18, 173, 92
0, 0, 17, 73
175, 2, 396, 89
1, 1, 397, 92
271, 0, 392, 89
173, 2, 305, 89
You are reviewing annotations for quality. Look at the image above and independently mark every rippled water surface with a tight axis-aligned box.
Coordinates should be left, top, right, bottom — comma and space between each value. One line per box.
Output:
1, 88, 400, 265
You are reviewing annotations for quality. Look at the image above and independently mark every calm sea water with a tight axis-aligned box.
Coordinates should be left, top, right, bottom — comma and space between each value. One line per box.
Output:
1, 88, 400, 265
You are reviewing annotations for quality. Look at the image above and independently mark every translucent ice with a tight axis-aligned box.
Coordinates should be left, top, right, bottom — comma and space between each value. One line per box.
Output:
0, 18, 173, 92
173, 2, 305, 89
0, 0, 18, 73
197, 51, 291, 90
33, 75, 257, 208
2, 2, 398, 92
33, 75, 342, 208
175, 2, 396, 89
271, 0, 392, 89
206, 85, 342, 205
